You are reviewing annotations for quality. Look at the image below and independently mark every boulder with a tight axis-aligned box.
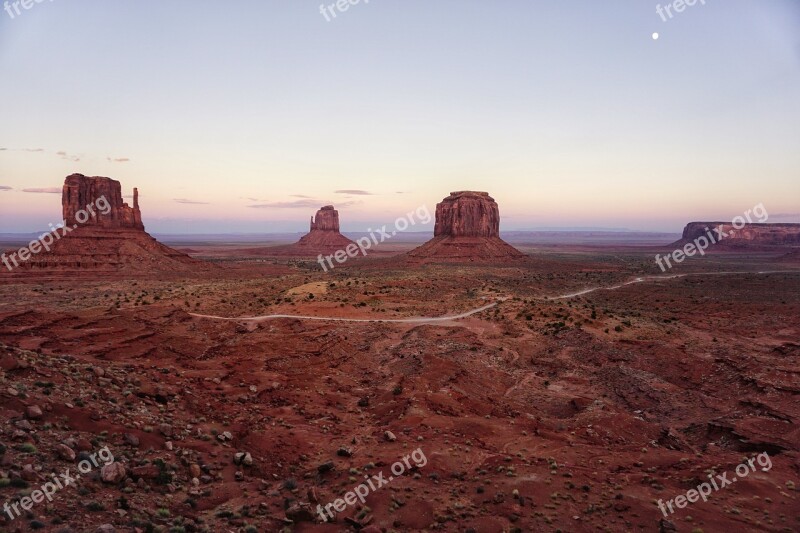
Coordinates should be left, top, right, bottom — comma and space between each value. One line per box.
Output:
100, 462, 127, 483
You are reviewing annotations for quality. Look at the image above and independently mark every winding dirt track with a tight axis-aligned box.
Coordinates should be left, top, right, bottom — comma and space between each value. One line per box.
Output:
190, 270, 797, 324
190, 300, 503, 324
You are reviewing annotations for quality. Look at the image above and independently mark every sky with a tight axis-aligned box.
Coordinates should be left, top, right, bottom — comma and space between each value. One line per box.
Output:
1, 0, 799, 234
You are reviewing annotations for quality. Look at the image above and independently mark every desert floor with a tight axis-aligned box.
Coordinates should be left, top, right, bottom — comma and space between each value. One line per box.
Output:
0, 246, 798, 532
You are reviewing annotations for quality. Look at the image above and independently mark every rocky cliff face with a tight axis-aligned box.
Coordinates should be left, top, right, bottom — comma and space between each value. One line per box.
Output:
681, 222, 800, 246
309, 206, 341, 233
434, 191, 500, 238
62, 174, 143, 230
2, 174, 208, 277
408, 191, 524, 262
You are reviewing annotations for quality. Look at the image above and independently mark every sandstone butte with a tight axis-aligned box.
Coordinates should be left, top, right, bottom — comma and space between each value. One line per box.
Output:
295, 205, 357, 251
407, 191, 525, 262
250, 205, 359, 258
675, 222, 800, 248
2, 174, 208, 275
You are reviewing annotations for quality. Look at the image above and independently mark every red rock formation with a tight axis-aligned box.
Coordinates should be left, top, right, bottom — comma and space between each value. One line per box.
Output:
408, 191, 525, 262
296, 206, 356, 251
678, 222, 800, 247
248, 205, 358, 258
62, 174, 144, 230
434, 191, 500, 238
2, 174, 210, 276
308, 205, 340, 233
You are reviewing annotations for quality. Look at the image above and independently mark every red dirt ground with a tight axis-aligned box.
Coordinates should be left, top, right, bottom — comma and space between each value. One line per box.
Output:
0, 246, 798, 532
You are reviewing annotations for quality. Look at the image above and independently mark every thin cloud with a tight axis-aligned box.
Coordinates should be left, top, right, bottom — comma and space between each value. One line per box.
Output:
56, 150, 80, 162
174, 198, 209, 205
0, 185, 11, 191
248, 199, 324, 209
23, 148, 44, 152
335, 189, 373, 195
291, 194, 313, 198
107, 157, 130, 163
248, 199, 362, 209
23, 187, 61, 193
770, 213, 800, 219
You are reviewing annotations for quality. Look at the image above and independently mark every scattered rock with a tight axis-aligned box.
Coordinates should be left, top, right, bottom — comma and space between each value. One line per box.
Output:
55, 444, 76, 461
337, 447, 353, 457
233, 452, 252, 466
25, 405, 43, 420
131, 465, 160, 480
75, 438, 93, 452
21, 464, 40, 481
14, 419, 34, 431
0, 353, 19, 371
285, 502, 316, 523
100, 462, 127, 484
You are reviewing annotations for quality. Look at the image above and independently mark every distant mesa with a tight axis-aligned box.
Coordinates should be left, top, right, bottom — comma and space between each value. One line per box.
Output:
407, 191, 525, 262
2, 174, 210, 276
676, 222, 800, 249
248, 205, 359, 258
296, 205, 356, 250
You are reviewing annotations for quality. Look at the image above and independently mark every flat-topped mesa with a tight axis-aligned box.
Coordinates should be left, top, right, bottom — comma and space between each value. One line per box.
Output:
408, 190, 525, 262
309, 205, 340, 233
434, 191, 500, 238
680, 222, 800, 246
62, 174, 144, 230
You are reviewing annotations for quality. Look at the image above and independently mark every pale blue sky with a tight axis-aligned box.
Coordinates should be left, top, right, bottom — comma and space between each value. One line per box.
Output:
1, 0, 799, 233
